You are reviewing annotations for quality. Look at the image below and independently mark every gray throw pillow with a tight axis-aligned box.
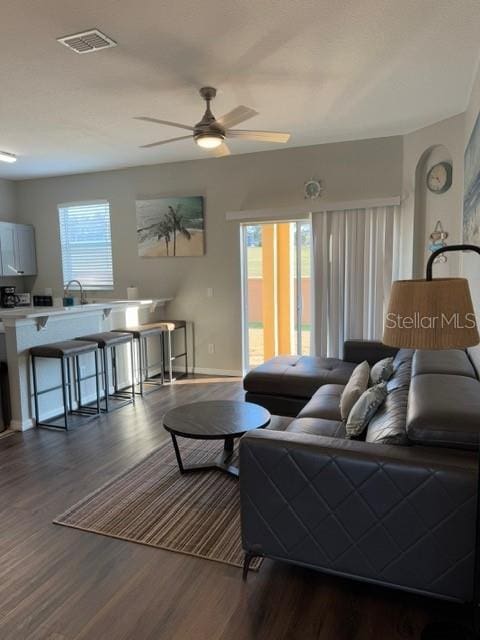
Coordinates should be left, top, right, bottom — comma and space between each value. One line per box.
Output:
339, 360, 370, 421
370, 357, 395, 386
346, 382, 388, 438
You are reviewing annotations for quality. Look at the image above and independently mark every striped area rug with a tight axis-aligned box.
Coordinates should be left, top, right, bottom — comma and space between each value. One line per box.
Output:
54, 438, 262, 571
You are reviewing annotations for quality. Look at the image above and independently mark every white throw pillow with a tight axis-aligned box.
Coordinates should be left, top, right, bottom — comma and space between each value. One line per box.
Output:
339, 361, 370, 421
346, 382, 388, 438
370, 357, 395, 386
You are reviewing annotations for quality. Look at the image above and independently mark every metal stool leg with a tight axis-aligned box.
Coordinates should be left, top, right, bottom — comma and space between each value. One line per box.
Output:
184, 324, 188, 377
167, 330, 173, 383
31, 355, 39, 426
67, 359, 73, 412
130, 339, 136, 404
138, 337, 144, 396
102, 346, 110, 412
112, 346, 119, 393
144, 336, 149, 380
94, 350, 101, 414
162, 324, 188, 382
160, 333, 165, 385
76, 355, 84, 409
60, 357, 69, 430
162, 331, 166, 381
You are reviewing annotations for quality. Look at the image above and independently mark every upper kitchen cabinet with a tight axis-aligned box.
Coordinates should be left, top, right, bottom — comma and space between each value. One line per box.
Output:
15, 225, 37, 275
0, 222, 37, 276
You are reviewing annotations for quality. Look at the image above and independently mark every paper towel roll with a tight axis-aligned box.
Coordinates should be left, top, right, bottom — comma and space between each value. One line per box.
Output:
127, 287, 138, 300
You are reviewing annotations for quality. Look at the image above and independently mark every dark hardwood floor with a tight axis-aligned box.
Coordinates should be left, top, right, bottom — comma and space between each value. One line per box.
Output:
0, 376, 468, 639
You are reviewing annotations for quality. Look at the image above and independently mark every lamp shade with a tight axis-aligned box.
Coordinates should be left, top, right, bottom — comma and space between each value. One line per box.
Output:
383, 278, 479, 349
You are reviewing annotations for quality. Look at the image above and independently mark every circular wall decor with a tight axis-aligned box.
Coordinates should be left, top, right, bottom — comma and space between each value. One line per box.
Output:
426, 162, 452, 194
304, 178, 323, 199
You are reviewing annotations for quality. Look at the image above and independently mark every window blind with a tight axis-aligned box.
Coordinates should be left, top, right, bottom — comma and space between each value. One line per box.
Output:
58, 200, 114, 290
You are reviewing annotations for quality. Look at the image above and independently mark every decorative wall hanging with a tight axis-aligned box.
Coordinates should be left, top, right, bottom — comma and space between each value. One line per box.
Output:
136, 196, 205, 257
464, 110, 480, 242
304, 178, 323, 200
429, 220, 448, 263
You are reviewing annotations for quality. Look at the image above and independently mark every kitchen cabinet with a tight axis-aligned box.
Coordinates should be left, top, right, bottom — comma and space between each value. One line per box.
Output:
15, 225, 37, 276
0, 222, 37, 276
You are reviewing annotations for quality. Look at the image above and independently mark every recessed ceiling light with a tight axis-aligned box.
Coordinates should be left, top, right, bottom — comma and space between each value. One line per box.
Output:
57, 29, 117, 54
0, 151, 17, 163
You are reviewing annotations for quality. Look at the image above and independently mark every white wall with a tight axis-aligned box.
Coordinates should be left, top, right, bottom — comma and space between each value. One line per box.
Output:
15, 136, 403, 373
462, 59, 480, 370
401, 114, 465, 279
0, 178, 16, 221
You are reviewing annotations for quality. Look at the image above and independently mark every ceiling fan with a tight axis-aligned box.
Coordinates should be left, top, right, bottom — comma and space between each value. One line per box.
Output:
135, 86, 291, 157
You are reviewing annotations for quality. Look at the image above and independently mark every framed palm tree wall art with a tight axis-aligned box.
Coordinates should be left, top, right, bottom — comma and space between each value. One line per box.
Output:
136, 196, 205, 257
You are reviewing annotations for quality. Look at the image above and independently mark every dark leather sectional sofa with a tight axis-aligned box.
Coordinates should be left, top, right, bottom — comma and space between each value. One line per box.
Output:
240, 341, 479, 603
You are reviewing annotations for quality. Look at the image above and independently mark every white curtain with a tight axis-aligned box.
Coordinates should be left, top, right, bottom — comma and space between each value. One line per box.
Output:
312, 205, 400, 358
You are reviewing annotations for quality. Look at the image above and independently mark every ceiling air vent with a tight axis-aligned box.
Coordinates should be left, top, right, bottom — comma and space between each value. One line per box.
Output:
57, 29, 117, 54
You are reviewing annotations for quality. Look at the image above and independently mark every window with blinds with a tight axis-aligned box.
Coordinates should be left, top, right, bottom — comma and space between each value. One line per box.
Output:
58, 200, 114, 290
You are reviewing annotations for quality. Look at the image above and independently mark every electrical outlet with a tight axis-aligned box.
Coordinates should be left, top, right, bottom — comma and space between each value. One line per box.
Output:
208, 343, 215, 354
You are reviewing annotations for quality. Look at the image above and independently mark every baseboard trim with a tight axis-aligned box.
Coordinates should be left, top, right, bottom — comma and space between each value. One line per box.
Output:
10, 418, 35, 432
191, 368, 242, 377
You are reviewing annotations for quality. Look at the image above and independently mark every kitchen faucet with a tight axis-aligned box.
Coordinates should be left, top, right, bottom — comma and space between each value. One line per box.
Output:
64, 280, 87, 305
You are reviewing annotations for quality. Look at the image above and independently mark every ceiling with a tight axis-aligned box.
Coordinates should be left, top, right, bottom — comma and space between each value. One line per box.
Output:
1, 0, 480, 180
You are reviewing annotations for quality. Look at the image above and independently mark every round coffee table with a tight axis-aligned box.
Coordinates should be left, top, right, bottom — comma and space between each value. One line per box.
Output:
163, 400, 271, 477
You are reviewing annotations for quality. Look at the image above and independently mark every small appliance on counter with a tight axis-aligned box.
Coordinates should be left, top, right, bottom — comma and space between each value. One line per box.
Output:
127, 286, 139, 300
33, 295, 53, 307
15, 292, 31, 307
0, 286, 16, 308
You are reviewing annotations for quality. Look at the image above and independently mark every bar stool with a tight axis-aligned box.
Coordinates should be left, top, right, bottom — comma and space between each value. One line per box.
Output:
75, 332, 135, 412
30, 340, 100, 430
158, 320, 188, 383
112, 324, 165, 396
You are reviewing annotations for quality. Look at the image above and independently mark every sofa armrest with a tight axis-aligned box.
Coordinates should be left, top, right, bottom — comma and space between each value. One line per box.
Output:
343, 339, 398, 365
239, 429, 476, 602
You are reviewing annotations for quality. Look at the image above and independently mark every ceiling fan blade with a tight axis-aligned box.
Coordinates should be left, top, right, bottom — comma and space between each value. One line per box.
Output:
134, 117, 194, 131
212, 143, 231, 157
226, 130, 290, 143
140, 135, 192, 148
216, 106, 258, 129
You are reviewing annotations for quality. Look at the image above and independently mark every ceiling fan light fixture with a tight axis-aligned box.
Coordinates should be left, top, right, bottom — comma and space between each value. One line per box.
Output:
195, 134, 224, 149
135, 86, 290, 155
0, 151, 17, 163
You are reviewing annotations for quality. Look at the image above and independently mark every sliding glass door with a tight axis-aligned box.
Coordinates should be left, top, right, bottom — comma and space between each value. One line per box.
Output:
241, 221, 311, 370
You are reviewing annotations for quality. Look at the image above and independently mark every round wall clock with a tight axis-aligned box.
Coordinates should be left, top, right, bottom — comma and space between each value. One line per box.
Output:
426, 162, 452, 194
304, 178, 323, 199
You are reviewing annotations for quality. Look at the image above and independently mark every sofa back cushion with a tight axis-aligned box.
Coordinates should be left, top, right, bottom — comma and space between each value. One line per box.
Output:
412, 349, 476, 379
339, 361, 370, 420
407, 374, 480, 450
